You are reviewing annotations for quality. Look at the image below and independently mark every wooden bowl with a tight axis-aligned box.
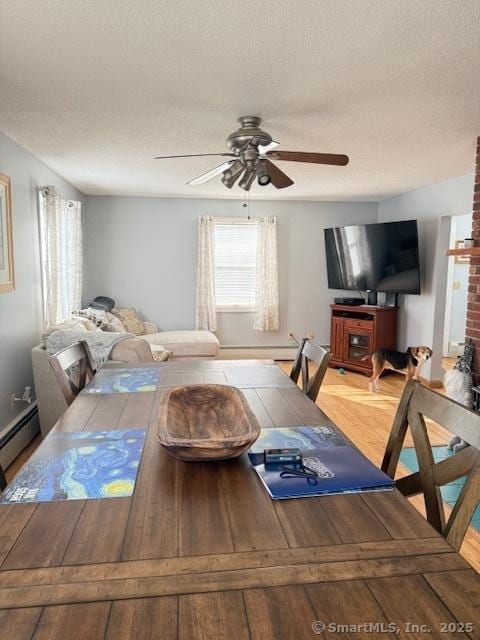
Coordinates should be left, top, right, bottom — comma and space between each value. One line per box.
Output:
157, 384, 261, 461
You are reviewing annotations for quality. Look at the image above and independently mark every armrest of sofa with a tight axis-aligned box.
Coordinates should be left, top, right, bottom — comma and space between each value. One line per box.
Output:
110, 338, 154, 363
32, 344, 68, 438
143, 321, 159, 334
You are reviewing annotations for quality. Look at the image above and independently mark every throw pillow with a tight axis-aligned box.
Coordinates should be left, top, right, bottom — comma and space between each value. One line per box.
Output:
103, 312, 126, 333
111, 307, 145, 336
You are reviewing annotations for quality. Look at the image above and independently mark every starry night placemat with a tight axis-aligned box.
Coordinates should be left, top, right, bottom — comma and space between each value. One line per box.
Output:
0, 429, 146, 503
84, 366, 160, 393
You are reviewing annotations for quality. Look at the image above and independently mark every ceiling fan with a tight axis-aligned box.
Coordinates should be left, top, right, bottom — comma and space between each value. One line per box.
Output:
154, 115, 349, 191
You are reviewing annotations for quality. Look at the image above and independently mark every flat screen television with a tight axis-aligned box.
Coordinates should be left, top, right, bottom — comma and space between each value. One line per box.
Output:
324, 220, 420, 294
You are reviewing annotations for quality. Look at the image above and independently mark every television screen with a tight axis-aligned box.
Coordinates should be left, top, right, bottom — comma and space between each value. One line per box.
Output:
324, 220, 420, 294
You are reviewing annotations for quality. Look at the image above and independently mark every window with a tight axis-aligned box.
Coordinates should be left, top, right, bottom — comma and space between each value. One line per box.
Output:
214, 221, 257, 311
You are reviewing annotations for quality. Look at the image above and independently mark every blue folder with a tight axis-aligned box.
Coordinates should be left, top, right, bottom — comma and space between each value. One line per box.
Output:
253, 445, 394, 500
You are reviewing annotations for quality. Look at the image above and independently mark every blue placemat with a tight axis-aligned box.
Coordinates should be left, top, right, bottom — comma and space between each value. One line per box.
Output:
1, 429, 146, 503
85, 366, 160, 393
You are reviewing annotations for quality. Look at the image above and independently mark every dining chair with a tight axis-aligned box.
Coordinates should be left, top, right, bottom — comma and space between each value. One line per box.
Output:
290, 338, 332, 402
382, 379, 480, 550
49, 340, 96, 406
0, 464, 6, 492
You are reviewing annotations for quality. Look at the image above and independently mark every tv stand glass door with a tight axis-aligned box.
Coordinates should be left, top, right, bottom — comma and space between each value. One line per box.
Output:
343, 327, 373, 367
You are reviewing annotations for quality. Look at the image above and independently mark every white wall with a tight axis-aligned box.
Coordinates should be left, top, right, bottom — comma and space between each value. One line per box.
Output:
83, 197, 378, 347
0, 133, 84, 431
0, 129, 473, 426
378, 173, 474, 379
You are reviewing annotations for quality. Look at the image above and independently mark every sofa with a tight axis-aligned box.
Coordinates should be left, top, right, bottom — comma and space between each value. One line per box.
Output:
32, 318, 220, 437
141, 322, 220, 359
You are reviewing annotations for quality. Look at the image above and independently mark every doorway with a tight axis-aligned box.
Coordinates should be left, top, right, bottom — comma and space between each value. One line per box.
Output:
443, 213, 472, 357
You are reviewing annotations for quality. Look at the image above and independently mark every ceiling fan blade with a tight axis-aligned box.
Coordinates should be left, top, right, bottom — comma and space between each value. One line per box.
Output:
155, 153, 236, 159
264, 159, 294, 189
267, 151, 349, 166
187, 160, 235, 186
258, 140, 280, 154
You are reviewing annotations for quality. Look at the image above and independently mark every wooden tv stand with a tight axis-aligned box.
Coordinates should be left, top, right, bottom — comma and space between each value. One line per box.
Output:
329, 304, 398, 376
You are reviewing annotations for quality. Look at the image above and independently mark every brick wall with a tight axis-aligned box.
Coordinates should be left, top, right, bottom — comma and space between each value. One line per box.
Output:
466, 136, 480, 381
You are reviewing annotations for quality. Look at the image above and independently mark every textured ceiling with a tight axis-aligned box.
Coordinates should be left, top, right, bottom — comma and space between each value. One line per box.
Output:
1, 0, 479, 200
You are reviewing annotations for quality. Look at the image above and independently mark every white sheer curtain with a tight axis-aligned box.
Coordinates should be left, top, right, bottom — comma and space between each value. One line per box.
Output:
195, 215, 217, 331
39, 187, 83, 326
253, 216, 279, 331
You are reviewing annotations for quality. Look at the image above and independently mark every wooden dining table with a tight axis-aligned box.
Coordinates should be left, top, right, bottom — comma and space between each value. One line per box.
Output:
0, 359, 479, 639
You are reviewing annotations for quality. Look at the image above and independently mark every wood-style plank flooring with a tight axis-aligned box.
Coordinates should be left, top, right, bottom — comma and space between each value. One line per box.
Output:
278, 361, 480, 572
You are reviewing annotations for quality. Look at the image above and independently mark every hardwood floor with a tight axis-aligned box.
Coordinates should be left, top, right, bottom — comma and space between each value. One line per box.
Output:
278, 360, 480, 572
442, 356, 457, 371
5, 357, 479, 573
5, 434, 41, 484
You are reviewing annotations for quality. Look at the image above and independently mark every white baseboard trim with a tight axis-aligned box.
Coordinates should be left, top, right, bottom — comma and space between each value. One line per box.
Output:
0, 402, 40, 470
219, 346, 298, 361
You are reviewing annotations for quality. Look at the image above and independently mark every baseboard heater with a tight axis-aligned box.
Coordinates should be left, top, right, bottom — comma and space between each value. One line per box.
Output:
219, 345, 299, 361
0, 402, 39, 471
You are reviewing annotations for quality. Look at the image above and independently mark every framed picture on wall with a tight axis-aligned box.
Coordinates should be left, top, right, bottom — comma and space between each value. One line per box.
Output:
0, 173, 15, 293
455, 240, 470, 264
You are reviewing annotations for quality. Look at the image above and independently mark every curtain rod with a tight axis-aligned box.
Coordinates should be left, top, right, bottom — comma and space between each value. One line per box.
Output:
38, 186, 77, 207
213, 216, 259, 224
212, 216, 275, 224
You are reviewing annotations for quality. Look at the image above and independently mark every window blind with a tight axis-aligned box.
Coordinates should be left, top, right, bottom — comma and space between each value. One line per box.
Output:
214, 222, 257, 308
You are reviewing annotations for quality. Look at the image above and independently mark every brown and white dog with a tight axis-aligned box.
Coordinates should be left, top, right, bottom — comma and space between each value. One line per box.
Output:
364, 346, 433, 392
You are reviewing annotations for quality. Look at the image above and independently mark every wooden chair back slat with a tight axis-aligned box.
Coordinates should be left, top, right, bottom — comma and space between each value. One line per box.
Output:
290, 337, 307, 387
381, 379, 480, 550
0, 464, 6, 492
381, 381, 413, 477
408, 408, 445, 533
290, 338, 332, 402
49, 341, 96, 406
396, 447, 479, 497
443, 464, 480, 550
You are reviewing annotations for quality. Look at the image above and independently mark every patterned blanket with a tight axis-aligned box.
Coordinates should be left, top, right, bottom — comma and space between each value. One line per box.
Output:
47, 329, 134, 368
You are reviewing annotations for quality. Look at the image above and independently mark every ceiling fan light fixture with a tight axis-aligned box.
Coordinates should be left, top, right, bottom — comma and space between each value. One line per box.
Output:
221, 160, 244, 188
238, 167, 256, 191
256, 160, 271, 186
